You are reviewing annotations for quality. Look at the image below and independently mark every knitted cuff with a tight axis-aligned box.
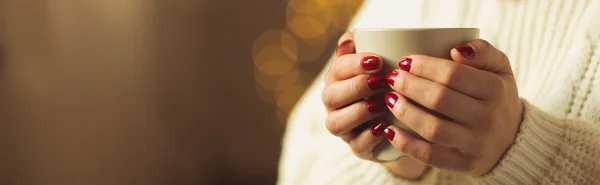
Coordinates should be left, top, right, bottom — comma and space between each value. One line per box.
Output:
474, 99, 565, 185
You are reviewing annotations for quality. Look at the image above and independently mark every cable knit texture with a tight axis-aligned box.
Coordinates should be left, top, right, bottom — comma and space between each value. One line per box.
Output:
277, 0, 600, 184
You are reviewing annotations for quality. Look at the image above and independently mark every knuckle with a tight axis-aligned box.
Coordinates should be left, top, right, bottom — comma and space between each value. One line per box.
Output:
397, 72, 409, 93
497, 79, 509, 93
392, 96, 409, 119
325, 116, 341, 136
350, 136, 378, 155
321, 88, 335, 108
492, 75, 505, 87
349, 146, 367, 159
324, 71, 333, 84
441, 65, 460, 85
324, 59, 339, 84
421, 121, 443, 142
419, 145, 433, 165
349, 141, 362, 154
471, 39, 492, 52
340, 134, 353, 143
396, 138, 409, 153
491, 81, 507, 98
428, 87, 448, 110
330, 58, 341, 73
409, 56, 425, 76
348, 77, 361, 98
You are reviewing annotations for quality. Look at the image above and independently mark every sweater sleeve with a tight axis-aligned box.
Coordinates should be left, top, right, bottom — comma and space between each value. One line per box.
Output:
473, 99, 600, 185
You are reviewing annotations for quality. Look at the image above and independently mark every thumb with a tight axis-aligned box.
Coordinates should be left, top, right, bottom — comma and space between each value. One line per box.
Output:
450, 39, 513, 74
335, 32, 355, 57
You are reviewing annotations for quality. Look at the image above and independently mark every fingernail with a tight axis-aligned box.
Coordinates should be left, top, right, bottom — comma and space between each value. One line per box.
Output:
367, 74, 386, 91
336, 40, 353, 55
361, 56, 380, 71
384, 128, 396, 141
371, 121, 389, 136
398, 57, 412, 72
384, 93, 398, 108
366, 97, 386, 113
455, 45, 475, 58
386, 70, 398, 85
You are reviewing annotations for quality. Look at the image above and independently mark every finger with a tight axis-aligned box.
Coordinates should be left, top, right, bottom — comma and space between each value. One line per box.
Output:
402, 55, 502, 100
348, 121, 387, 160
451, 39, 513, 74
336, 32, 355, 56
340, 121, 372, 143
384, 126, 473, 171
386, 70, 486, 125
383, 92, 473, 148
325, 53, 383, 85
322, 74, 387, 111
325, 97, 386, 136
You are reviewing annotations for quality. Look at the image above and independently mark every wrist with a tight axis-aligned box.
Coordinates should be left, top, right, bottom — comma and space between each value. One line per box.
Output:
383, 157, 430, 181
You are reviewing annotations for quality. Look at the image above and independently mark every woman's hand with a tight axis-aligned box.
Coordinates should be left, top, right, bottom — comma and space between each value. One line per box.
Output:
382, 39, 524, 176
322, 32, 429, 180
322, 32, 387, 159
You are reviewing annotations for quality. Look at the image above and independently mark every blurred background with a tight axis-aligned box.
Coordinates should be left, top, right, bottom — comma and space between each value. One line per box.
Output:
0, 0, 363, 185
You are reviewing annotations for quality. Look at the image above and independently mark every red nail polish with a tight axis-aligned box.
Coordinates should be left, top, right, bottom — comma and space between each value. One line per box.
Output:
361, 56, 380, 71
386, 70, 398, 85
335, 40, 353, 56
366, 98, 386, 113
367, 74, 386, 91
385, 93, 398, 108
455, 45, 475, 58
398, 57, 412, 72
371, 121, 389, 136
384, 128, 396, 141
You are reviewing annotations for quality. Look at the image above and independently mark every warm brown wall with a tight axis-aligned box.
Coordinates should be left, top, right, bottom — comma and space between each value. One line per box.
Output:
0, 1, 357, 185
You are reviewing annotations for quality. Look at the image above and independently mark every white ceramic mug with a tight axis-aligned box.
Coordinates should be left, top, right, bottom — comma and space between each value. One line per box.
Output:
354, 28, 480, 161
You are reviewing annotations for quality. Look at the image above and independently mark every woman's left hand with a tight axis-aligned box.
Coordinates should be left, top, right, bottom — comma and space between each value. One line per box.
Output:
383, 39, 524, 176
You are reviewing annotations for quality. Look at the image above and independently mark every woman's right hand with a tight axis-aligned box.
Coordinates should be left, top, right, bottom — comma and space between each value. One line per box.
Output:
322, 32, 429, 180
322, 32, 388, 160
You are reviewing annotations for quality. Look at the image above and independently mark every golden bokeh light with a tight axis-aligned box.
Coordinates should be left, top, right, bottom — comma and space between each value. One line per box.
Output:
315, 0, 346, 6
287, 0, 328, 14
254, 68, 281, 90
286, 15, 329, 39
274, 69, 314, 93
252, 30, 298, 60
296, 37, 328, 62
253, 0, 363, 124
285, 0, 333, 39
253, 46, 297, 76
273, 68, 300, 92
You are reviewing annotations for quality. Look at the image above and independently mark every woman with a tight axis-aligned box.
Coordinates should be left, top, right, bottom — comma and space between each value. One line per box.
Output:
278, 0, 600, 184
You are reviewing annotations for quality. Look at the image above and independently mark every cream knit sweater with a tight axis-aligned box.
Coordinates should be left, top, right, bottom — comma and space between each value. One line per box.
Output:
277, 0, 600, 184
